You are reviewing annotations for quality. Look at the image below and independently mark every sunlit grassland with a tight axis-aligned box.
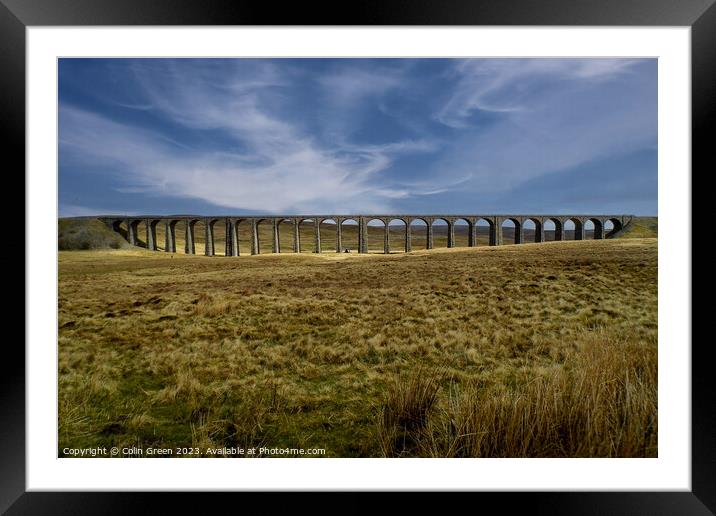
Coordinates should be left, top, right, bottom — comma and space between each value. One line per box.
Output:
619, 216, 658, 239
58, 237, 657, 457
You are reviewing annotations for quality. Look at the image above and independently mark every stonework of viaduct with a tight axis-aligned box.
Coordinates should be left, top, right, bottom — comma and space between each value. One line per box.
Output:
99, 214, 633, 256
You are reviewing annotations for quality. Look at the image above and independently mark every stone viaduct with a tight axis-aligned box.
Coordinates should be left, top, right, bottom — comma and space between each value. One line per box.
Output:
97, 214, 632, 256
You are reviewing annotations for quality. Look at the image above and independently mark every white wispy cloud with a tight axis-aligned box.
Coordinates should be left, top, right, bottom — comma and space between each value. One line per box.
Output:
313, 63, 409, 143
317, 66, 403, 105
129, 60, 296, 152
430, 58, 655, 194
85, 59, 438, 213
435, 58, 642, 128
59, 91, 435, 213
59, 58, 655, 215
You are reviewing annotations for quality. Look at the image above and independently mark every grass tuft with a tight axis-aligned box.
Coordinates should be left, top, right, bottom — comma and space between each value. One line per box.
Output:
378, 367, 444, 457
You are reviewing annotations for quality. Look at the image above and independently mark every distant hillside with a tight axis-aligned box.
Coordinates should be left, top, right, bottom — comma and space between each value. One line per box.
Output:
619, 217, 658, 239
59, 218, 130, 250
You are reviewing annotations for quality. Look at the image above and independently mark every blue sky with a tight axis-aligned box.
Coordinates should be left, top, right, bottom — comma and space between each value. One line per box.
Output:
59, 58, 657, 216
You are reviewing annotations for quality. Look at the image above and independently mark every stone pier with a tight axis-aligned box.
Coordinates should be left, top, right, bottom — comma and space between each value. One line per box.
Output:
100, 214, 632, 256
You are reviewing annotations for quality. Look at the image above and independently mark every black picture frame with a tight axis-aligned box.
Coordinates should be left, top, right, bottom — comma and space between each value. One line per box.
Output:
5, 0, 709, 513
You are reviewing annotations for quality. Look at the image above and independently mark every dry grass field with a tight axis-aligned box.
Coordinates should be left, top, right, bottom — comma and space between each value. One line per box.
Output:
58, 224, 657, 457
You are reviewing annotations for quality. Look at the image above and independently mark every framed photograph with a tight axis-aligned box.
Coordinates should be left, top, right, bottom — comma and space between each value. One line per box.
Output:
9, 0, 709, 512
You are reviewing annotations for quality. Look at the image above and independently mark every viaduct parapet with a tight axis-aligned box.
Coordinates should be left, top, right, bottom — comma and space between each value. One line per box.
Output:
95, 214, 633, 256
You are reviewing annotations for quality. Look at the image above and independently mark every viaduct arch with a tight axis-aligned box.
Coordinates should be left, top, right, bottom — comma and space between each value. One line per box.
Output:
96, 214, 633, 256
